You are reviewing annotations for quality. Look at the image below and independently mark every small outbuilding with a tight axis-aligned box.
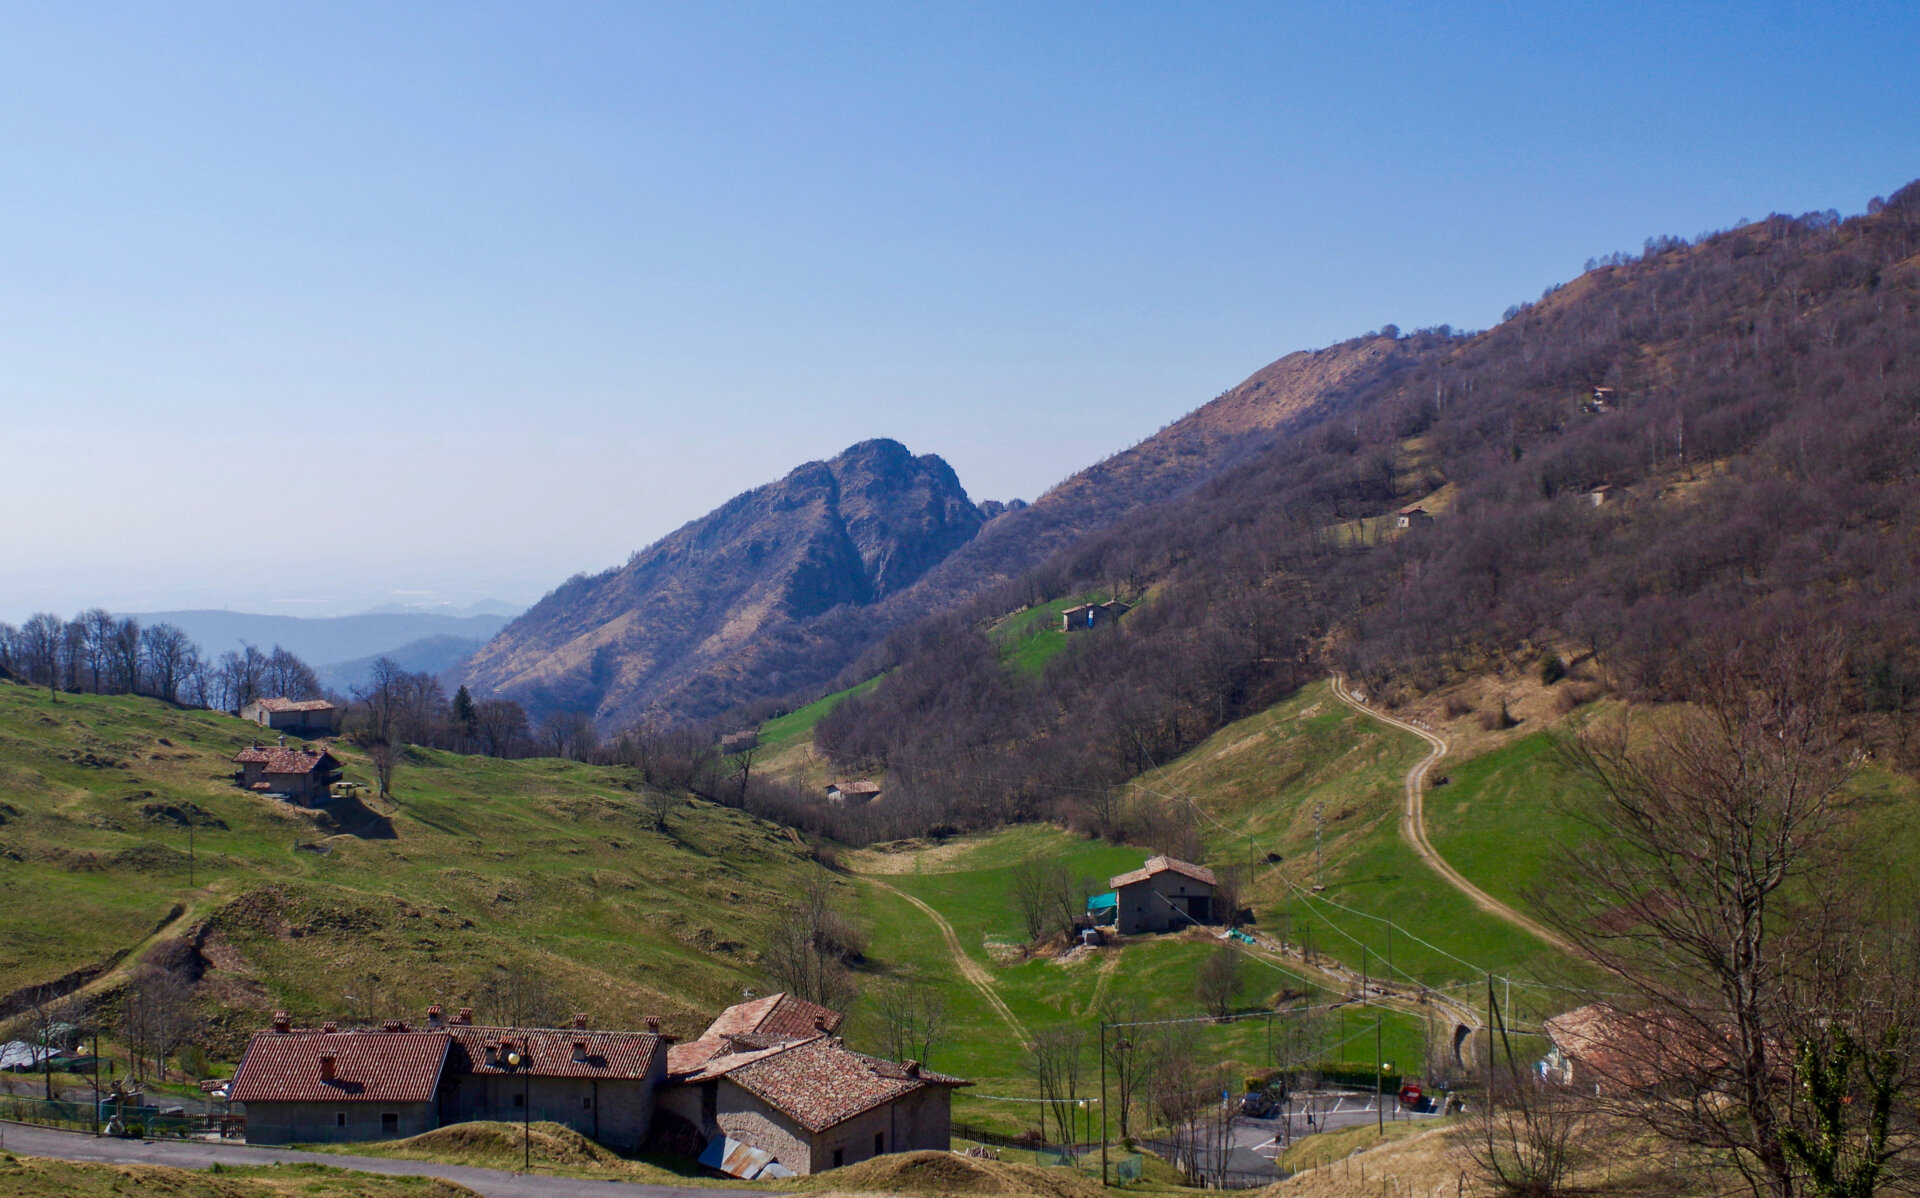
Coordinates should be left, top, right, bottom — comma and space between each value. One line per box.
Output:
1100, 855, 1218, 935
1061, 601, 1131, 632
1395, 506, 1434, 530
233, 745, 342, 805
241, 698, 339, 736
826, 781, 882, 806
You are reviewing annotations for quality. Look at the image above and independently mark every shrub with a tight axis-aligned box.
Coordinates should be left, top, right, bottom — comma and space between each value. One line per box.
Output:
1539, 656, 1567, 685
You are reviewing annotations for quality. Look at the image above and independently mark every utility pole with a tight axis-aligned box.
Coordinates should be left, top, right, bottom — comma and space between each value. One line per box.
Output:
1312, 804, 1326, 891
1375, 1015, 1384, 1133
188, 820, 194, 888
1099, 1021, 1108, 1187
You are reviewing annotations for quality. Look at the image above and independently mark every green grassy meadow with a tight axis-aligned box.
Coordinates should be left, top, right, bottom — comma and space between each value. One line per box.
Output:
756, 674, 886, 752
0, 683, 825, 1057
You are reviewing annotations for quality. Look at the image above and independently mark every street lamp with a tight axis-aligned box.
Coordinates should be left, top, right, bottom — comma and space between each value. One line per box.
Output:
506, 1046, 529, 1172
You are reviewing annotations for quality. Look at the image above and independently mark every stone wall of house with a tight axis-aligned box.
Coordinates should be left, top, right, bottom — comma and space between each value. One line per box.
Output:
714, 1083, 814, 1174
240, 1100, 435, 1145
1116, 872, 1214, 934
439, 1071, 657, 1149
806, 1084, 952, 1170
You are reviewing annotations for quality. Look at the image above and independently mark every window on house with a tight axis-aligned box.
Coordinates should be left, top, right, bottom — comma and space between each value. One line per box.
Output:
582, 1096, 592, 1109
336, 1112, 347, 1128
381, 1113, 398, 1135
832, 1148, 844, 1169
874, 1132, 885, 1155
512, 1092, 524, 1108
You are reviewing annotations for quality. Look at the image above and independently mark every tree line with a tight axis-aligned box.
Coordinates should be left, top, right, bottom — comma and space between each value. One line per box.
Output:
0, 610, 321, 712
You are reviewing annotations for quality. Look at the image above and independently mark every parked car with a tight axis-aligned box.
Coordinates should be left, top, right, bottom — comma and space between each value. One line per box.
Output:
1238, 1090, 1277, 1117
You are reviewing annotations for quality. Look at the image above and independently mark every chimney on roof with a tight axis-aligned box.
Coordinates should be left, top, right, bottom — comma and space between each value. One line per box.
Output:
272, 1011, 290, 1034
319, 1054, 336, 1081
905, 1060, 921, 1077
426, 1005, 444, 1028
573, 1012, 588, 1029
645, 1016, 661, 1035
814, 1014, 827, 1032
321, 1021, 338, 1034
572, 1040, 588, 1062
455, 1007, 473, 1025
381, 1019, 403, 1033
277, 734, 286, 748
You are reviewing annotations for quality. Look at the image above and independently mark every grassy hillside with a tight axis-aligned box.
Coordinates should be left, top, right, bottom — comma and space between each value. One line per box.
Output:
0, 683, 825, 1055
835, 682, 1581, 1129
0, 1156, 478, 1197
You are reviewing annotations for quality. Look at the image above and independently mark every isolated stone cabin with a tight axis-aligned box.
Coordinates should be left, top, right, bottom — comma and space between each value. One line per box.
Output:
229, 994, 963, 1176
826, 780, 882, 806
1061, 600, 1131, 631
1095, 855, 1218, 935
230, 1007, 666, 1148
664, 994, 966, 1176
1395, 505, 1434, 530
231, 744, 342, 804
241, 697, 339, 736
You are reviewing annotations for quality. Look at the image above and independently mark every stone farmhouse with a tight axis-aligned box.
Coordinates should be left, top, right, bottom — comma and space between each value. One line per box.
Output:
231, 744, 342, 805
228, 993, 963, 1177
664, 993, 966, 1177
241, 697, 340, 736
1092, 855, 1219, 935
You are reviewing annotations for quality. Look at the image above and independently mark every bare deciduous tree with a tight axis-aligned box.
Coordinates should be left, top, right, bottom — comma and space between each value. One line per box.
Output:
870, 970, 946, 1067
1194, 943, 1245, 1019
761, 870, 862, 1011
1031, 1024, 1086, 1146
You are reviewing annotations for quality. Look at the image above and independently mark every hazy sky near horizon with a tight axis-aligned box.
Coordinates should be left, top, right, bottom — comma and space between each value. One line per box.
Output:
3, 2, 1917, 621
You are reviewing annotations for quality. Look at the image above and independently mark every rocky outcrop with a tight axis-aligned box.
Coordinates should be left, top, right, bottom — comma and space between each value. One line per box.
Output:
457, 440, 983, 727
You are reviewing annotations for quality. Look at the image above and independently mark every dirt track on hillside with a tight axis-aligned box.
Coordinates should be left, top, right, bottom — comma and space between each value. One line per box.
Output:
1329, 676, 1576, 956
856, 874, 1031, 1048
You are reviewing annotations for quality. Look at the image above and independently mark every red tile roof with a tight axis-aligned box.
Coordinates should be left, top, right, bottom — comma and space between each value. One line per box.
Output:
232, 747, 338, 775
1109, 855, 1217, 890
705, 1036, 967, 1133
255, 698, 336, 713
229, 1029, 449, 1104
669, 994, 848, 1077
446, 1025, 663, 1080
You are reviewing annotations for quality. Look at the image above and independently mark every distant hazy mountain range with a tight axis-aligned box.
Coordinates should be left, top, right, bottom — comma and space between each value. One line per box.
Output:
130, 609, 516, 689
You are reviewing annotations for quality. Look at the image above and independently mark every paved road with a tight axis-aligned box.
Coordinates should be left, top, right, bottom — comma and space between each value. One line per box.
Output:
0, 1121, 776, 1198
1328, 675, 1575, 956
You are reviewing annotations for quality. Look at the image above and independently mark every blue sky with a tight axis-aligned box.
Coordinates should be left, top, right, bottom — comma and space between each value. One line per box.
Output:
3, 2, 1916, 619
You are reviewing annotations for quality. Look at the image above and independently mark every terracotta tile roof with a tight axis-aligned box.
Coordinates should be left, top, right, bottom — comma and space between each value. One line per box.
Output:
255, 698, 336, 713
709, 1036, 968, 1133
671, 995, 848, 1078
831, 780, 882, 796
704, 993, 844, 1043
446, 1025, 662, 1080
1544, 1004, 1743, 1089
232, 747, 338, 775
229, 1029, 450, 1104
1109, 855, 1217, 890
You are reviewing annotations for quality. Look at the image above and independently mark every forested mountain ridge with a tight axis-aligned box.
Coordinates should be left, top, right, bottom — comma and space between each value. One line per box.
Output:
455, 438, 986, 728
813, 182, 1920, 839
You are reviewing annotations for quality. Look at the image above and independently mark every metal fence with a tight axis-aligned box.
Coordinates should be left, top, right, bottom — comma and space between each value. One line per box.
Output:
0, 1094, 212, 1139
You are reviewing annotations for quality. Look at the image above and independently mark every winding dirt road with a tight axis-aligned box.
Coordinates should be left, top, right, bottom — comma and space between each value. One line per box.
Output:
857, 875, 1031, 1048
1329, 676, 1575, 956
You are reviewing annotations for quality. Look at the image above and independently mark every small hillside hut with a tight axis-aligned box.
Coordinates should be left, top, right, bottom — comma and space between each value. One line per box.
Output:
232, 745, 342, 805
1061, 601, 1131, 632
1395, 506, 1434, 530
826, 781, 882, 806
241, 697, 339, 736
1099, 855, 1218, 934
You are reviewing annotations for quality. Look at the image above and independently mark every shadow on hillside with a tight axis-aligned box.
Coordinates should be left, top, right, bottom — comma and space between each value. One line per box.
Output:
310, 793, 395, 839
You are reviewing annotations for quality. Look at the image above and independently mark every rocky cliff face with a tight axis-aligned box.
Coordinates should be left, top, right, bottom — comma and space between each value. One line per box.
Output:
457, 439, 983, 727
